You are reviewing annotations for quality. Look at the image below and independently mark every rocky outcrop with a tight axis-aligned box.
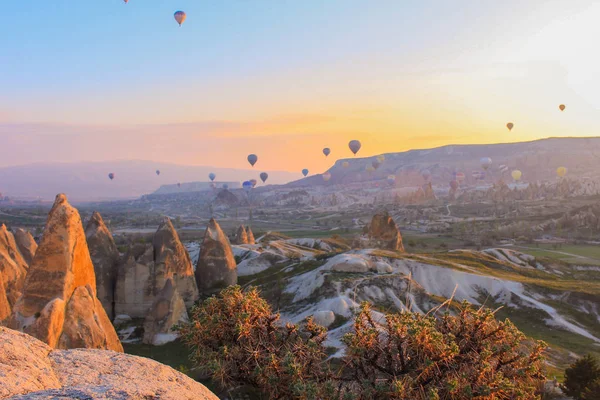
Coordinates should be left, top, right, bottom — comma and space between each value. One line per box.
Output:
0, 225, 29, 322
13, 229, 37, 266
0, 326, 218, 400
114, 218, 198, 318
9, 194, 122, 352
235, 225, 248, 245
246, 226, 256, 244
85, 212, 119, 320
196, 218, 237, 293
152, 217, 199, 307
143, 278, 188, 345
367, 212, 404, 251
114, 243, 155, 318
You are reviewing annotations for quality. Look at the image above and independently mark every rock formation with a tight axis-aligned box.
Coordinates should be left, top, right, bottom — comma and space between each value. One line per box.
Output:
153, 217, 199, 307
85, 212, 119, 320
367, 212, 405, 251
235, 224, 249, 244
114, 217, 198, 318
0, 326, 218, 399
9, 194, 123, 352
196, 218, 237, 293
246, 226, 256, 244
143, 278, 188, 345
13, 228, 37, 266
0, 225, 29, 322
114, 243, 155, 318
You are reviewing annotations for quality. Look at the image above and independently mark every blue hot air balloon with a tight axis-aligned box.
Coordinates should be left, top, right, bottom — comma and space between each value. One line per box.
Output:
302, 169, 309, 177
243, 181, 253, 193
247, 154, 258, 167
209, 173, 216, 182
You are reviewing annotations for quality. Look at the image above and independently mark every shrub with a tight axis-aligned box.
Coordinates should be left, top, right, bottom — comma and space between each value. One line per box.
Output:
562, 354, 600, 399
179, 287, 547, 400
582, 379, 600, 400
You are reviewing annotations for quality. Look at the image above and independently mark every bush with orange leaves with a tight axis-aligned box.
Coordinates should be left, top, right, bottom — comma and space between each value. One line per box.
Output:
177, 286, 547, 400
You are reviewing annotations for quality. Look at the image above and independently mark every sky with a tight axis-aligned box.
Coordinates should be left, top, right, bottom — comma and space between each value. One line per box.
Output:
2, 0, 600, 175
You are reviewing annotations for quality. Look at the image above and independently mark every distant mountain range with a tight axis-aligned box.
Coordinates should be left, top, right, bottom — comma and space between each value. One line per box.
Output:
289, 137, 600, 188
0, 160, 299, 202
2, 137, 599, 202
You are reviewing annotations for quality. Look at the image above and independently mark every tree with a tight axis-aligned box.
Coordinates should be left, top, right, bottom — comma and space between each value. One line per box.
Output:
179, 287, 547, 400
562, 354, 600, 399
582, 379, 600, 400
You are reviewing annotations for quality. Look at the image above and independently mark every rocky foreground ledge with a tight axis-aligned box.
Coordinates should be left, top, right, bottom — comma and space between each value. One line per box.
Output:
0, 327, 217, 400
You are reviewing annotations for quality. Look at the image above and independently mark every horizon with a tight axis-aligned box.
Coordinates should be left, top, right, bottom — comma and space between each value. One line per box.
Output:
2, 1, 600, 175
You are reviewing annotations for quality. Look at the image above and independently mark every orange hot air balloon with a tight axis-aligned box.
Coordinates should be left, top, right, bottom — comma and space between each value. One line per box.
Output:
506, 122, 514, 131
559, 104, 566, 111
174, 11, 186, 26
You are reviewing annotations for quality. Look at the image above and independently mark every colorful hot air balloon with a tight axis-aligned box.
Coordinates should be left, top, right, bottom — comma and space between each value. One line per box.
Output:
260, 172, 268, 183
511, 170, 522, 181
209, 173, 216, 182
174, 11, 186, 26
156, 170, 160, 176
454, 172, 465, 182
323, 148, 331, 157
124, 0, 129, 3
250, 179, 257, 188
480, 157, 492, 170
387, 175, 396, 185
557, 166, 567, 177
450, 180, 459, 190
322, 172, 331, 182
559, 104, 566, 111
506, 122, 514, 131
302, 169, 309, 177
242, 181, 253, 192
247, 154, 258, 167
348, 140, 361, 155
342, 161, 350, 168
108, 173, 115, 180
377, 155, 385, 163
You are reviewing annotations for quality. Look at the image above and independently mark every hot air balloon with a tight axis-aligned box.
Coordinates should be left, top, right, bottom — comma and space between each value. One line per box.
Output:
454, 172, 465, 182
156, 170, 160, 176
480, 157, 492, 170
511, 170, 522, 181
322, 172, 331, 182
108, 173, 115, 180
348, 140, 361, 155
247, 154, 258, 167
242, 181, 253, 192
223, 183, 229, 189
323, 148, 331, 157
372, 160, 380, 169
260, 172, 268, 183
559, 104, 566, 111
506, 122, 514, 131
421, 170, 431, 181
342, 161, 350, 168
557, 166, 567, 177
366, 165, 375, 173
302, 169, 309, 177
450, 180, 459, 190
174, 11, 186, 26
387, 175, 396, 185
377, 155, 385, 163
124, 0, 129, 3
209, 173, 216, 182
250, 179, 257, 188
